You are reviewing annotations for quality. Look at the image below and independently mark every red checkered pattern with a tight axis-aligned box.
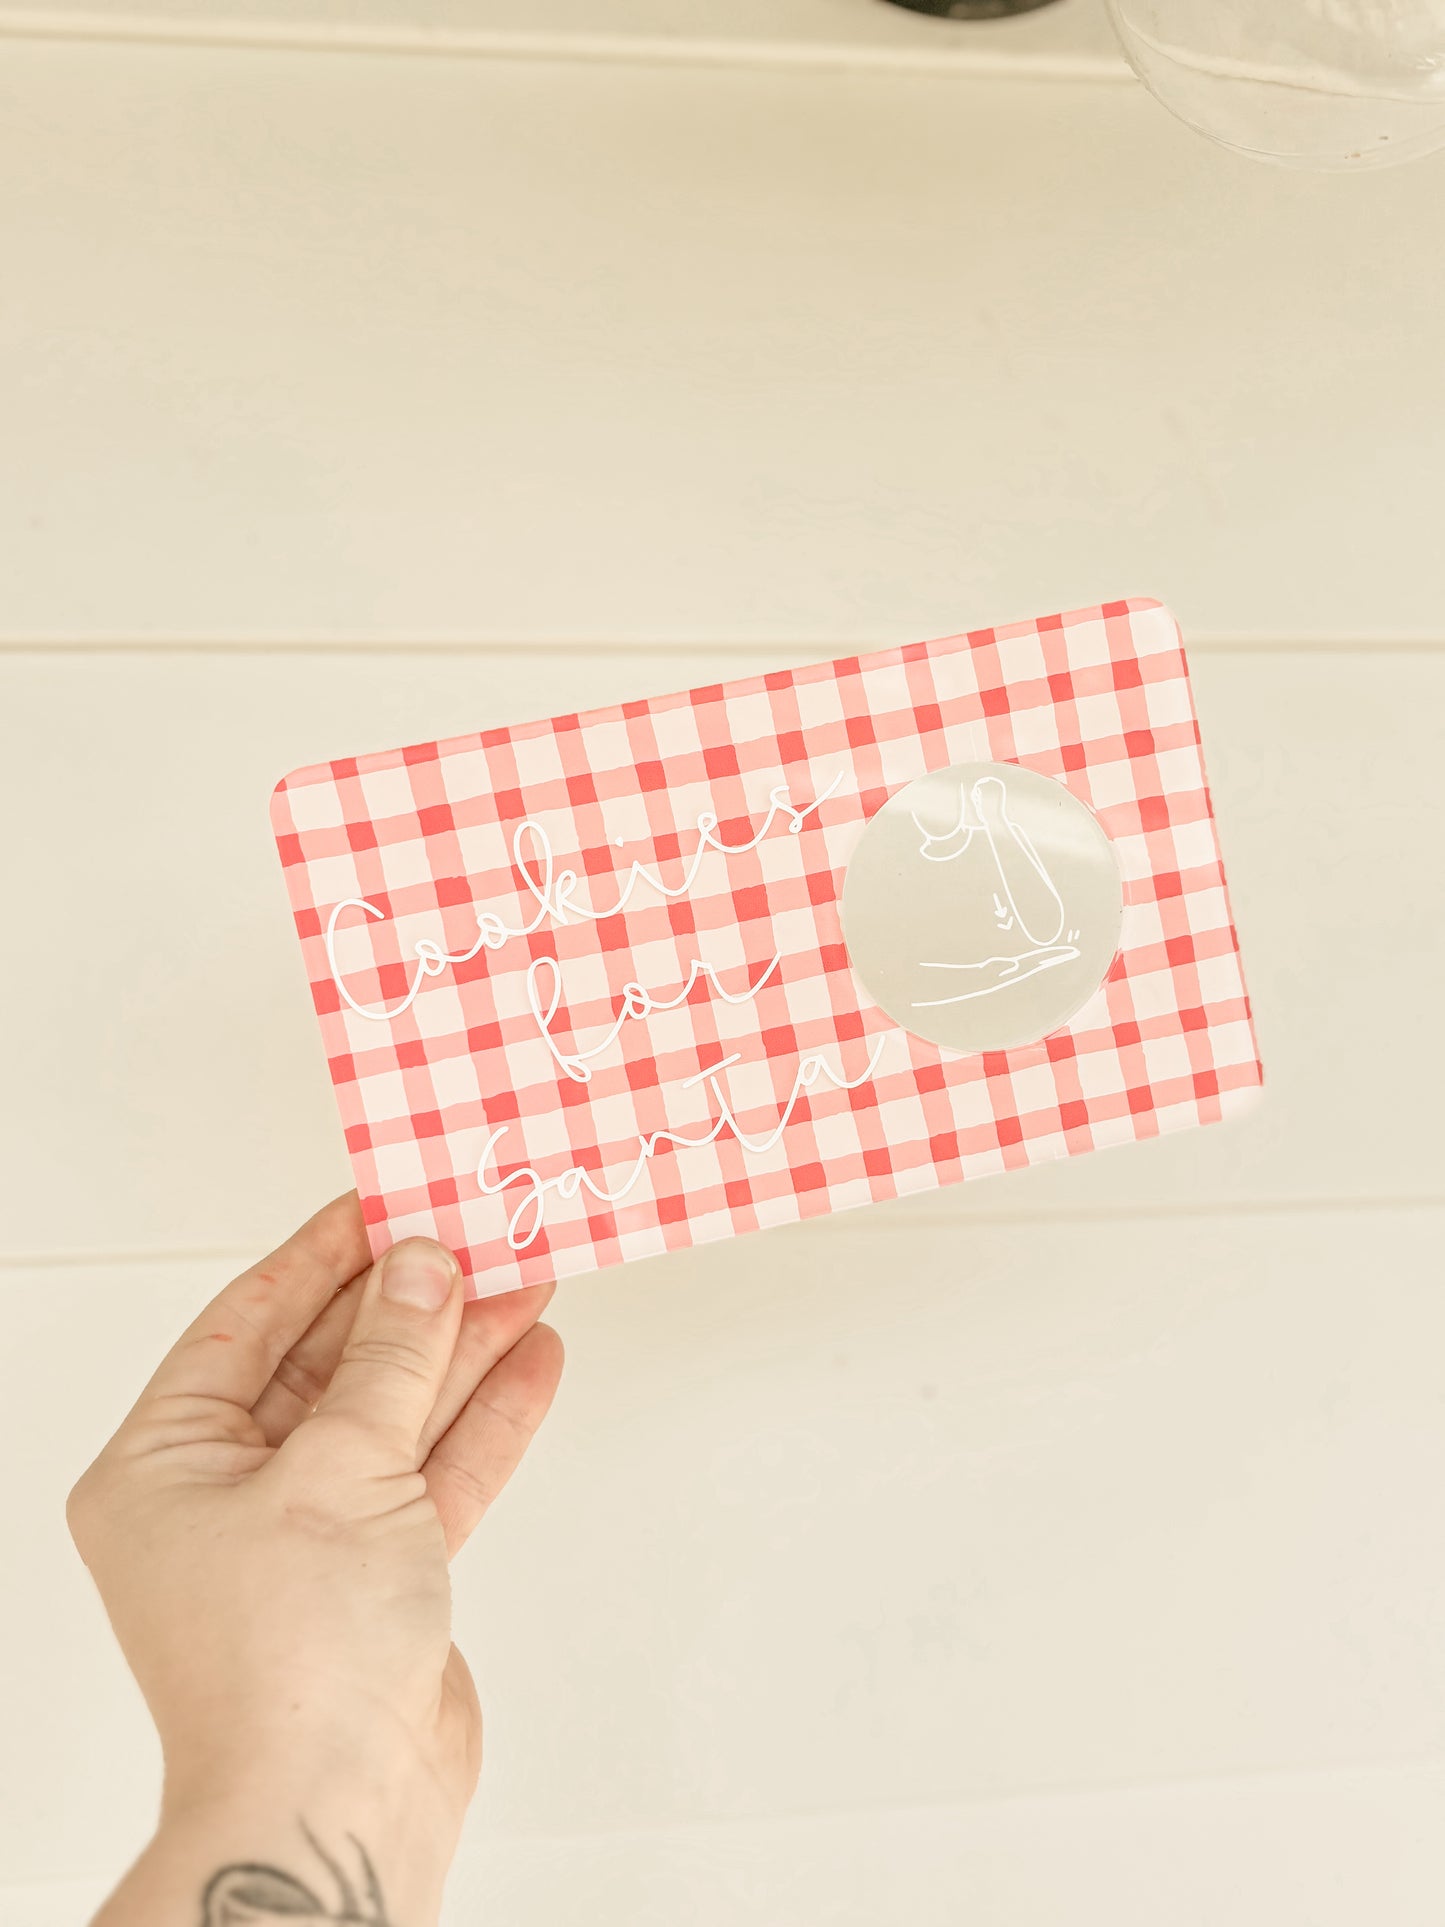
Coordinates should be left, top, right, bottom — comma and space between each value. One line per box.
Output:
272, 599, 1261, 1297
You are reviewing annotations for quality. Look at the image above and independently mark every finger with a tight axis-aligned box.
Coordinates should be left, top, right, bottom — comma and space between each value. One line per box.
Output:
310, 1238, 464, 1464
144, 1195, 371, 1409
264, 1278, 552, 1458
249, 1264, 369, 1447
423, 1323, 564, 1558
417, 1281, 555, 1462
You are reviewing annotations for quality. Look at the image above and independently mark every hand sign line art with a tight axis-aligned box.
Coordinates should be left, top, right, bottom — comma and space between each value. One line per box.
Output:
911, 785, 977, 864
909, 775, 1082, 1009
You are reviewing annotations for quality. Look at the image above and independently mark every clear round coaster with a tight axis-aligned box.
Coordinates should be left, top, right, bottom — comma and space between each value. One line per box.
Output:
841, 761, 1124, 1055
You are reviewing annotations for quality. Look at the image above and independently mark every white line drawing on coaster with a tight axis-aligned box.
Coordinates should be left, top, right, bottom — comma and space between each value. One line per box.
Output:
909, 773, 1082, 1008
840, 759, 1123, 1055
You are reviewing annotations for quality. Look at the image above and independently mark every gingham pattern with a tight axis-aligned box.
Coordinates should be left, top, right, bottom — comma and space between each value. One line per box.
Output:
272, 600, 1262, 1297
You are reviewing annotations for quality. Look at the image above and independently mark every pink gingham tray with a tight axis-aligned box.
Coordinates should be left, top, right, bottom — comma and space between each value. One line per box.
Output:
272, 599, 1261, 1296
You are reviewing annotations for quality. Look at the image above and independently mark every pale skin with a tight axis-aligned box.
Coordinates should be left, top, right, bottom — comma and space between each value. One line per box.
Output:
66, 1194, 564, 1925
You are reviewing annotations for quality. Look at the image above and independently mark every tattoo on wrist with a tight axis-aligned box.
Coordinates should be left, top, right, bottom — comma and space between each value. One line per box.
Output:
199, 1819, 389, 1926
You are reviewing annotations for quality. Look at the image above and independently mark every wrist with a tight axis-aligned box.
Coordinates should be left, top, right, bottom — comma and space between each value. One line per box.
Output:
159, 1681, 470, 1832
96, 1769, 459, 1927
162, 1741, 464, 1864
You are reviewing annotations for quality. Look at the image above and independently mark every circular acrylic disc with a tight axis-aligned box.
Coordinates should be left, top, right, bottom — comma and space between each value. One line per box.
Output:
841, 761, 1123, 1054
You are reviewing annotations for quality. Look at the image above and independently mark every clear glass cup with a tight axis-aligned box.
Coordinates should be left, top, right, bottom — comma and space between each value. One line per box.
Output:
1106, 0, 1445, 168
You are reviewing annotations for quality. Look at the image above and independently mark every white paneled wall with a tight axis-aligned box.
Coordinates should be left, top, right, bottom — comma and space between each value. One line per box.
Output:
3, 34, 1445, 644
2, 9, 1443, 1923
0, 0, 1129, 67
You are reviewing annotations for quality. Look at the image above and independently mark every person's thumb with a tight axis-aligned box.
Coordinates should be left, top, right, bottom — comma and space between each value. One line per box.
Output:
312, 1238, 463, 1464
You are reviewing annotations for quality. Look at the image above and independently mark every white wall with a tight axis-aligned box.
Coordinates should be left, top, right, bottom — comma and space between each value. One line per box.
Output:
3, 5, 1443, 1920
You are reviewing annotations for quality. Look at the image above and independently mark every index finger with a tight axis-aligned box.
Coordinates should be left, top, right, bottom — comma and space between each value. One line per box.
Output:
143, 1194, 373, 1411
